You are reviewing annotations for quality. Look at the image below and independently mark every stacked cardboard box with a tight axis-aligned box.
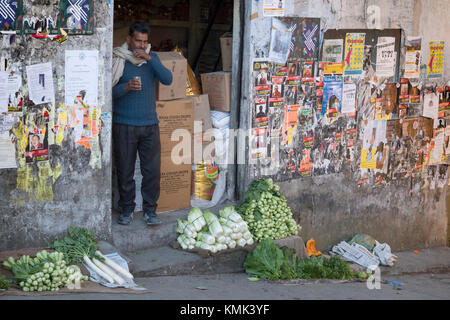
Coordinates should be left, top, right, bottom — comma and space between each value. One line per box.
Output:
201, 72, 232, 112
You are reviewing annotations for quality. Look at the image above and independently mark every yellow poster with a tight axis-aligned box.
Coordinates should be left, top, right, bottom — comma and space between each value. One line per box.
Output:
344, 33, 366, 75
427, 41, 445, 78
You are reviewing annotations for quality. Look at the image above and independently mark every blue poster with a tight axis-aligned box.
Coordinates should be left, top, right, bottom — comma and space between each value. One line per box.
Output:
0, 0, 22, 31
321, 75, 343, 116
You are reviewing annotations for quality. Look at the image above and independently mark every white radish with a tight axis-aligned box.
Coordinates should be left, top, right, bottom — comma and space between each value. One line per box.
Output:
83, 256, 114, 284
92, 258, 126, 285
96, 251, 134, 280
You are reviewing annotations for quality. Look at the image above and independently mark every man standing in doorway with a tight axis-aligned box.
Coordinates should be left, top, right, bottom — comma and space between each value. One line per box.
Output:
112, 21, 173, 226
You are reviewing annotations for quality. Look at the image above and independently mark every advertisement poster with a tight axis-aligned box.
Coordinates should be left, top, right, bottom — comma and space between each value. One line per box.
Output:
375, 37, 396, 78
361, 120, 387, 169
254, 61, 271, 86
263, 0, 285, 17
0, 114, 16, 169
268, 18, 293, 65
321, 75, 343, 116
26, 62, 55, 105
65, 50, 99, 107
341, 82, 357, 114
344, 33, 366, 75
7, 73, 23, 113
322, 39, 344, 63
427, 41, 445, 78
0, 0, 22, 31
404, 37, 422, 79
25, 125, 49, 163
282, 104, 300, 145
253, 97, 269, 128
300, 19, 320, 60
0, 71, 7, 113
269, 105, 284, 136
423, 92, 440, 128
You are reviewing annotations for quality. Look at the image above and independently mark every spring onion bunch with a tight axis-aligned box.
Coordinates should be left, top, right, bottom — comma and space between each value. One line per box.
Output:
237, 178, 301, 241
176, 207, 254, 252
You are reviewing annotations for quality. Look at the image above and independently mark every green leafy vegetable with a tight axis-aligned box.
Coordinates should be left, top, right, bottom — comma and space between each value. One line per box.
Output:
0, 275, 11, 290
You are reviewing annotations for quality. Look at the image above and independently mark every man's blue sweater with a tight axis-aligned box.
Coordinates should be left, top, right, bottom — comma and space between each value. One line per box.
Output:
113, 52, 173, 126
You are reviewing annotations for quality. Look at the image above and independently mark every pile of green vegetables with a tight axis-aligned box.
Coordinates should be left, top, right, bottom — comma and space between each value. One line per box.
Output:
50, 227, 134, 286
2, 250, 88, 292
177, 207, 254, 253
237, 178, 301, 241
244, 239, 369, 281
0, 275, 11, 290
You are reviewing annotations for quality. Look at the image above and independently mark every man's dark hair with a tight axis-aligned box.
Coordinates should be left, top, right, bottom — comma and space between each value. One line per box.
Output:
129, 21, 150, 37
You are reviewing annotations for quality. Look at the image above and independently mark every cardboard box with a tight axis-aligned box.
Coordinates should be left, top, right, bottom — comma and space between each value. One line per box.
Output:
187, 94, 214, 163
155, 52, 187, 101
157, 154, 192, 212
156, 97, 194, 212
156, 98, 195, 159
201, 72, 231, 112
220, 32, 233, 72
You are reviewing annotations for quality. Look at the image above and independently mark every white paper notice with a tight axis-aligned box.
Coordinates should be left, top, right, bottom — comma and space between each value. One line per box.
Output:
0, 132, 16, 169
322, 39, 344, 63
341, 82, 356, 114
65, 50, 99, 107
263, 0, 285, 17
0, 71, 8, 113
376, 37, 396, 78
268, 18, 292, 65
26, 62, 55, 105
423, 93, 439, 128
404, 37, 421, 79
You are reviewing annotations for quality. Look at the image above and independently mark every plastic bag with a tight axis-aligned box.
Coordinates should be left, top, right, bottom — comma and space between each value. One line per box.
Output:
373, 241, 398, 267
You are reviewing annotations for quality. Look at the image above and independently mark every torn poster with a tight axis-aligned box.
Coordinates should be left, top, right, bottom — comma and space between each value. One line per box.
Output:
423, 92, 439, 128
0, 0, 23, 31
7, 73, 22, 113
361, 120, 387, 169
0, 113, 16, 168
282, 104, 300, 146
263, 0, 285, 17
429, 129, 445, 165
404, 37, 421, 79
322, 39, 344, 63
26, 62, 55, 105
65, 50, 99, 107
427, 41, 445, 79
268, 18, 293, 65
0, 71, 8, 113
344, 33, 366, 75
341, 82, 356, 114
375, 37, 396, 78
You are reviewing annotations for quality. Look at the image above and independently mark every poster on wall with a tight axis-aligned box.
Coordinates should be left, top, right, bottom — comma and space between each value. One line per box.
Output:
321, 75, 343, 116
282, 104, 300, 146
0, 113, 16, 169
375, 37, 396, 78
344, 33, 366, 75
0, 71, 8, 113
263, 0, 285, 17
7, 73, 23, 113
427, 41, 445, 79
56, 0, 95, 35
322, 39, 344, 63
300, 18, 320, 61
341, 82, 356, 114
361, 120, 388, 169
0, 0, 23, 31
65, 50, 99, 107
25, 125, 49, 163
26, 62, 55, 106
404, 37, 422, 79
423, 92, 439, 128
268, 18, 293, 65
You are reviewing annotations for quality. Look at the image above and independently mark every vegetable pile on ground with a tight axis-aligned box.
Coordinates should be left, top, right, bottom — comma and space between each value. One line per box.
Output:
177, 207, 254, 253
243, 239, 370, 281
0, 275, 11, 290
237, 178, 302, 241
50, 227, 134, 286
2, 250, 88, 292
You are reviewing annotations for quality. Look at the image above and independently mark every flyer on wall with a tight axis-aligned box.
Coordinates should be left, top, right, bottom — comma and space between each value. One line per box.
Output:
0, 71, 8, 113
322, 75, 343, 116
341, 82, 357, 114
404, 37, 422, 79
375, 37, 396, 78
65, 50, 99, 107
322, 39, 344, 63
268, 18, 293, 65
25, 125, 49, 163
344, 33, 366, 75
263, 0, 285, 17
26, 62, 55, 105
427, 41, 445, 79
7, 73, 23, 113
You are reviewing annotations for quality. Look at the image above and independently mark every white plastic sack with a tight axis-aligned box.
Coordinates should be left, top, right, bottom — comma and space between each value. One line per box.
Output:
373, 241, 398, 267
331, 241, 379, 271
210, 110, 230, 128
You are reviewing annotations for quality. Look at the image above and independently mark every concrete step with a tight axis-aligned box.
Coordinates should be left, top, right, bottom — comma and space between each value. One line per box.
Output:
111, 200, 237, 252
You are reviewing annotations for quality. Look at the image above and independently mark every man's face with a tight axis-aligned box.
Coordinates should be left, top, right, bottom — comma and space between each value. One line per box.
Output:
127, 31, 149, 51
32, 136, 40, 147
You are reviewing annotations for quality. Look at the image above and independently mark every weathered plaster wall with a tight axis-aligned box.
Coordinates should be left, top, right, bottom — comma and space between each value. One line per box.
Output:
0, 1, 114, 251
244, 0, 448, 251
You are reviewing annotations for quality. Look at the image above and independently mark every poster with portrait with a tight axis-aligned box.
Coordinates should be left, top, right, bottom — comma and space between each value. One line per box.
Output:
271, 83, 283, 98
254, 61, 271, 86
253, 97, 269, 128
284, 85, 298, 105
25, 125, 49, 163
269, 104, 284, 137
360, 120, 388, 170
321, 75, 343, 116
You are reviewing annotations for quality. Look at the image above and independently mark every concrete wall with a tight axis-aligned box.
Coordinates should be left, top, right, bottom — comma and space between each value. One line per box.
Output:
0, 1, 114, 251
243, 0, 449, 251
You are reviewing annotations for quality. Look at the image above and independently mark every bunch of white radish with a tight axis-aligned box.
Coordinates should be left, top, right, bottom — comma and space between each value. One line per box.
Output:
176, 207, 254, 253
82, 251, 135, 286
